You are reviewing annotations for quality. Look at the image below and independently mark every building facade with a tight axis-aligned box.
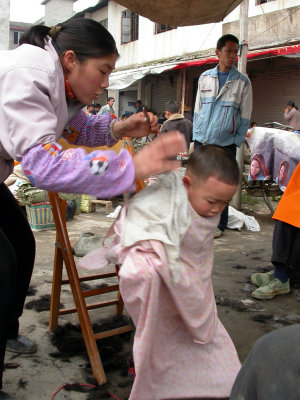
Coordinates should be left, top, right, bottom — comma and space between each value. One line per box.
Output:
5, 0, 300, 125
81, 0, 300, 125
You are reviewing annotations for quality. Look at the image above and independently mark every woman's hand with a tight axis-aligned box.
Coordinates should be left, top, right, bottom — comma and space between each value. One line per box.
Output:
113, 112, 159, 139
133, 131, 187, 179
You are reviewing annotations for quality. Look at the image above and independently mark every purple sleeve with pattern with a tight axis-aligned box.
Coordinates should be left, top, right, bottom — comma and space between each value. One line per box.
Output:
63, 110, 118, 147
21, 142, 136, 198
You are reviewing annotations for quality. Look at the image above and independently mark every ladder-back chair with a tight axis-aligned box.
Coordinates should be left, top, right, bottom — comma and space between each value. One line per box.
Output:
47, 192, 132, 384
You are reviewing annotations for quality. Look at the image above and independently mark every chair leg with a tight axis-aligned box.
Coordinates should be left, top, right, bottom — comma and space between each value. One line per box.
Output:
115, 290, 125, 316
64, 257, 107, 385
49, 243, 63, 331
78, 311, 107, 385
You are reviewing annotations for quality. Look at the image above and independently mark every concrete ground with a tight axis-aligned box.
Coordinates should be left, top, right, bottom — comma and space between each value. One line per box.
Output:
3, 199, 300, 400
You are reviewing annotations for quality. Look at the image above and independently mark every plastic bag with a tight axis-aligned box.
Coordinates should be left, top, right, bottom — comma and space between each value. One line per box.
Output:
228, 206, 260, 232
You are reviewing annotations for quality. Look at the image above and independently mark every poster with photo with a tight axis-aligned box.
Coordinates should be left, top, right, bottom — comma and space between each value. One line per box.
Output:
246, 127, 300, 192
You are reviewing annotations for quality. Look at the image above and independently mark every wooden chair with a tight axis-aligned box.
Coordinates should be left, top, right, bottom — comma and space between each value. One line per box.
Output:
47, 192, 132, 384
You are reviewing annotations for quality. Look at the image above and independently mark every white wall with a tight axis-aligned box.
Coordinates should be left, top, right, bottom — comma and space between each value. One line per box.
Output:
44, 0, 74, 26
94, 0, 299, 69
88, 7, 108, 22
0, 0, 10, 50
224, 0, 300, 21
108, 2, 222, 69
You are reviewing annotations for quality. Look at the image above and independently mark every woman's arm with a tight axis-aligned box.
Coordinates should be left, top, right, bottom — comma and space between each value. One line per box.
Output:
21, 131, 186, 197
21, 142, 135, 198
284, 107, 295, 122
63, 110, 118, 147
63, 109, 159, 148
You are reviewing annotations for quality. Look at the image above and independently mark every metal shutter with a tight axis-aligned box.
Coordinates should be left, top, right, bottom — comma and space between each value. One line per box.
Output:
150, 74, 177, 114
251, 67, 300, 126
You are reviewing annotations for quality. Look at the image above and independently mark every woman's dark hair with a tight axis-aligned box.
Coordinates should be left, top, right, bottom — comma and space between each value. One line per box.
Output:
19, 18, 119, 62
186, 145, 240, 186
287, 101, 297, 109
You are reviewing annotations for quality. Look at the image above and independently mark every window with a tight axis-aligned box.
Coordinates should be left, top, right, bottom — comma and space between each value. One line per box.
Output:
155, 24, 174, 34
256, 0, 274, 4
99, 18, 108, 30
13, 31, 23, 45
121, 10, 139, 44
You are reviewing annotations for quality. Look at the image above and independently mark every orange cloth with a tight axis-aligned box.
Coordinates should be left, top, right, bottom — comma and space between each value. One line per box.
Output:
122, 137, 145, 193
273, 162, 300, 228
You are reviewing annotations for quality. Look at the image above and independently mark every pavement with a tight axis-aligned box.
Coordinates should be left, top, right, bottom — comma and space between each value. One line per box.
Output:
3, 200, 300, 400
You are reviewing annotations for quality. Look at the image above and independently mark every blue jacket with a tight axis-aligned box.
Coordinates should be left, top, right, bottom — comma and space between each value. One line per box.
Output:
193, 65, 252, 147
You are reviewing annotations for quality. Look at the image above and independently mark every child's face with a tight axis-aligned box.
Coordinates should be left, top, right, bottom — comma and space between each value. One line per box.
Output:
183, 175, 237, 218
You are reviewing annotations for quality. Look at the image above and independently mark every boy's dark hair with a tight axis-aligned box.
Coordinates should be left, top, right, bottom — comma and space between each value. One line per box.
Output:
94, 103, 101, 108
287, 101, 296, 108
19, 18, 119, 62
216, 34, 239, 50
165, 100, 178, 114
250, 121, 257, 128
87, 104, 94, 109
186, 145, 240, 186
136, 100, 142, 106
107, 97, 114, 102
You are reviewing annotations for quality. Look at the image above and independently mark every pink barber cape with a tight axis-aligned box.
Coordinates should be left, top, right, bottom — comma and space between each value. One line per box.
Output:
80, 204, 241, 399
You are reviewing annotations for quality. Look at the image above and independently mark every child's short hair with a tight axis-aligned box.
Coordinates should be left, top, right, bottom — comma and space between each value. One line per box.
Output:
165, 100, 178, 114
186, 145, 240, 186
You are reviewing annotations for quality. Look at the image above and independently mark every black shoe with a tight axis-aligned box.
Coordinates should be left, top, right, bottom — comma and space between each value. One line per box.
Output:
6, 335, 37, 354
0, 391, 16, 400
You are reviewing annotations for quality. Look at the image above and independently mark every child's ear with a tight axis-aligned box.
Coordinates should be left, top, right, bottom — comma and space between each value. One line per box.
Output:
182, 175, 191, 189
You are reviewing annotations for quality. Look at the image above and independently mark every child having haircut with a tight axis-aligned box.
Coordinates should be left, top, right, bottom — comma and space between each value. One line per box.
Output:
80, 145, 241, 400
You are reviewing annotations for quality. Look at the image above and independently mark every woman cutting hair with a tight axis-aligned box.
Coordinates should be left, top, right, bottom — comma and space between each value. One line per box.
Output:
0, 18, 186, 399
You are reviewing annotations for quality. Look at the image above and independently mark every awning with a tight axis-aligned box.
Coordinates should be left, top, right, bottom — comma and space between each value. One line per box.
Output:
171, 44, 300, 70
109, 44, 300, 90
113, 0, 243, 26
108, 62, 180, 90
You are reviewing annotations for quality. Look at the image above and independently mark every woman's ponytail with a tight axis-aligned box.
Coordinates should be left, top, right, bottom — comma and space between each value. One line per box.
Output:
19, 25, 51, 49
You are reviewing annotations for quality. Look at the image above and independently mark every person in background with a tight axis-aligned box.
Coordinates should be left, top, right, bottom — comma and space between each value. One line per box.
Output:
193, 33, 253, 239
135, 100, 143, 113
94, 103, 101, 114
160, 100, 192, 150
99, 96, 115, 115
0, 18, 186, 400
85, 104, 96, 115
284, 101, 300, 133
251, 162, 300, 300
121, 114, 128, 121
